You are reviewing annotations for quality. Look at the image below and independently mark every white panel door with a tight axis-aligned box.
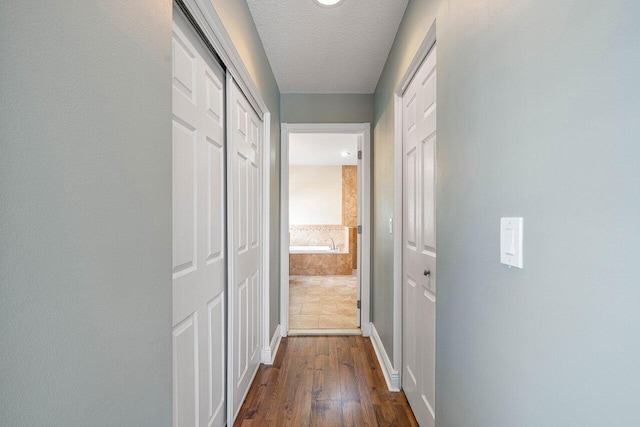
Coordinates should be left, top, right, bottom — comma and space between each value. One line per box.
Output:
172, 9, 226, 427
403, 45, 437, 427
228, 80, 262, 420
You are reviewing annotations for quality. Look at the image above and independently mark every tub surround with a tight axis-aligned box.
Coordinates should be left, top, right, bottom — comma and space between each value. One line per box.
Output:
290, 253, 352, 276
289, 225, 351, 275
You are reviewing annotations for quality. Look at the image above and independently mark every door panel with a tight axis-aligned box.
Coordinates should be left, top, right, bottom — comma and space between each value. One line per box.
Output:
404, 276, 418, 389
172, 9, 226, 427
172, 121, 197, 277
421, 136, 436, 252
237, 154, 248, 253
229, 80, 262, 420
173, 314, 198, 427
421, 291, 436, 419
237, 278, 248, 383
403, 45, 437, 427
250, 162, 259, 248
207, 295, 225, 422
405, 145, 418, 250
206, 138, 224, 263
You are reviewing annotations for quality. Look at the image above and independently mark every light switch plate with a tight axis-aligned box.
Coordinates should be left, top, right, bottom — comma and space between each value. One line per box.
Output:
500, 217, 523, 268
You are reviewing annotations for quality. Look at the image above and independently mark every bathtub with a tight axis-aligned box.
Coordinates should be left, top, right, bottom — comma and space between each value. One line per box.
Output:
289, 245, 337, 254
289, 246, 352, 276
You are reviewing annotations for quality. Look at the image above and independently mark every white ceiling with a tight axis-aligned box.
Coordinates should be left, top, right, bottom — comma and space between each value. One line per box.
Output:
289, 133, 358, 165
246, 0, 409, 93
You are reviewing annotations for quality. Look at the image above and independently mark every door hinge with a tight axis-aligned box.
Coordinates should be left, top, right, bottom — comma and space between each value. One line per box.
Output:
357, 225, 362, 234
357, 300, 361, 309
358, 150, 362, 160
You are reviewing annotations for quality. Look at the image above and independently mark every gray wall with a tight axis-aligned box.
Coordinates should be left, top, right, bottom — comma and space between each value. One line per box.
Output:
373, 0, 640, 425
0, 1, 173, 425
211, 0, 282, 337
0, 0, 281, 423
281, 94, 373, 123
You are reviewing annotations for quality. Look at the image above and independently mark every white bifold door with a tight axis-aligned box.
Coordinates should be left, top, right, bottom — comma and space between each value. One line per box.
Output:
227, 80, 262, 420
403, 45, 437, 427
172, 8, 227, 427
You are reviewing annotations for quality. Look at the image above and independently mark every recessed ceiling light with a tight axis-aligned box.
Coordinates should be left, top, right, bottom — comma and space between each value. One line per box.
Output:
314, 0, 344, 7
341, 151, 351, 157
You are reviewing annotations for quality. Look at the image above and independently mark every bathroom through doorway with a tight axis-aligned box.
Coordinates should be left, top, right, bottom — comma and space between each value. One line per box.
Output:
280, 123, 371, 336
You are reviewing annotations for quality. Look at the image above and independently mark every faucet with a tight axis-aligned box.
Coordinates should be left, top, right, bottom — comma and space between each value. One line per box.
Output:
326, 237, 337, 251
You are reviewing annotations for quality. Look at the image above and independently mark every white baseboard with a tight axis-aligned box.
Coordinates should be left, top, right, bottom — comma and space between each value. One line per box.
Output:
369, 323, 400, 392
261, 324, 282, 365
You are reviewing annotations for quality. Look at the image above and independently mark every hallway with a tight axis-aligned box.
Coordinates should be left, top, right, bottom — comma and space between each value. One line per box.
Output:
4, 0, 640, 425
234, 336, 418, 426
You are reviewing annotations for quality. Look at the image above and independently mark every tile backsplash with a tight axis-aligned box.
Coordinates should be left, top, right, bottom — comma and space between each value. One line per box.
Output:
289, 225, 349, 251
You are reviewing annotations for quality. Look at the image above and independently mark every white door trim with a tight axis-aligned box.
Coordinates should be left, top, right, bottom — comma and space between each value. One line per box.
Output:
280, 122, 371, 338
174, 2, 271, 425
393, 20, 437, 388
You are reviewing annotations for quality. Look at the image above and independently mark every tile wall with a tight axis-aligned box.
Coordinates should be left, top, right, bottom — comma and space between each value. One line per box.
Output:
289, 165, 359, 276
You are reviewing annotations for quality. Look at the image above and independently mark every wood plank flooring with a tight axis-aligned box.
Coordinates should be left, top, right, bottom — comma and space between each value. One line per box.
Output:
234, 336, 418, 427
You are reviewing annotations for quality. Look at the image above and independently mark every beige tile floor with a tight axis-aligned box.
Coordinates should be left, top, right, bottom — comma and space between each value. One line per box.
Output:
289, 275, 358, 329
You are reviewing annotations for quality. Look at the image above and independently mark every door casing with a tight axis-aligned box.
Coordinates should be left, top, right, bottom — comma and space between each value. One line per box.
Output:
280, 123, 372, 338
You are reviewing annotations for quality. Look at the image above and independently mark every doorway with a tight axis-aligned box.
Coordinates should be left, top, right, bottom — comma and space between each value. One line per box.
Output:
289, 134, 358, 331
281, 123, 371, 336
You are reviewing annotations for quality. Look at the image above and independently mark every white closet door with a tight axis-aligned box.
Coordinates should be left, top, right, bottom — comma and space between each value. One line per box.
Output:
403, 45, 437, 427
228, 79, 262, 421
172, 9, 226, 427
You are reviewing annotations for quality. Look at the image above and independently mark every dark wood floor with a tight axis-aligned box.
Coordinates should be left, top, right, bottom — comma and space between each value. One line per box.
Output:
234, 336, 418, 426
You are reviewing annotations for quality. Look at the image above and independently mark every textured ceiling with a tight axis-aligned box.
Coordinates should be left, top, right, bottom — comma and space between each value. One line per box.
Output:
246, 0, 409, 93
289, 133, 358, 165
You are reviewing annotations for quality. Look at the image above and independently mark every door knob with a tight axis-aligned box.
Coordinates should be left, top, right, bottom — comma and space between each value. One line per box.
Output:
424, 270, 430, 276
